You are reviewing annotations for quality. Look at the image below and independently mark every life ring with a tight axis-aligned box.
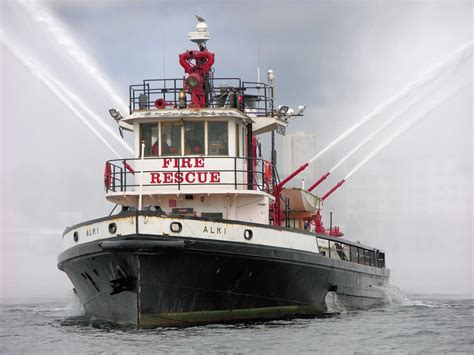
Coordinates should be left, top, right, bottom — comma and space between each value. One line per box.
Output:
104, 162, 112, 190
264, 160, 272, 190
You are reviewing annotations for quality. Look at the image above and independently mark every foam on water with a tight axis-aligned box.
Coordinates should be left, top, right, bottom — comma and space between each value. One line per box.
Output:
378, 285, 455, 309
324, 291, 347, 313
379, 284, 412, 305
62, 296, 84, 316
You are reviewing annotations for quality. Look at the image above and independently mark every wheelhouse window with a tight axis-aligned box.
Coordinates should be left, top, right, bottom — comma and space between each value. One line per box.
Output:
161, 122, 182, 156
235, 123, 240, 157
242, 126, 247, 157
208, 121, 228, 155
140, 123, 159, 157
184, 121, 204, 155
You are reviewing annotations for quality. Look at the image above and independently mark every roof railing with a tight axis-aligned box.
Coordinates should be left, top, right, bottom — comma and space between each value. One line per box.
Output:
129, 78, 274, 117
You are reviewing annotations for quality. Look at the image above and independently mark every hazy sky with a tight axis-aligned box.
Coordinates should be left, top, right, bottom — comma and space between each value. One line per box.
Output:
0, 0, 472, 300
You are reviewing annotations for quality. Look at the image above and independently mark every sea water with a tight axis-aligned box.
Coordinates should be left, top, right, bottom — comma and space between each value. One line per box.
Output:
1, 289, 472, 353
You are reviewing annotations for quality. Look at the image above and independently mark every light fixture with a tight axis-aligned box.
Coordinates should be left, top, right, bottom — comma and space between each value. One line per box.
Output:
267, 69, 275, 86
109, 109, 123, 121
179, 90, 187, 108
186, 73, 201, 89
297, 105, 306, 115
278, 105, 289, 115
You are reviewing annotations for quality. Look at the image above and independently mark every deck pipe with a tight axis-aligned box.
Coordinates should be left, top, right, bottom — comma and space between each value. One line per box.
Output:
307, 172, 330, 192
321, 179, 346, 201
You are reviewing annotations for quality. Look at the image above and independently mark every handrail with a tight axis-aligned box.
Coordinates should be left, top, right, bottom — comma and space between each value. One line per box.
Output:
315, 235, 386, 268
105, 156, 273, 194
129, 77, 275, 117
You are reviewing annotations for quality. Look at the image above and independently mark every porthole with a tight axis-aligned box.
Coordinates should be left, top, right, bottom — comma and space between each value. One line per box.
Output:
73, 231, 79, 242
108, 223, 117, 234
170, 222, 183, 233
244, 229, 253, 240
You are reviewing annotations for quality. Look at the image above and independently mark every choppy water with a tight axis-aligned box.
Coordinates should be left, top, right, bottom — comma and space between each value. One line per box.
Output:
1, 288, 473, 353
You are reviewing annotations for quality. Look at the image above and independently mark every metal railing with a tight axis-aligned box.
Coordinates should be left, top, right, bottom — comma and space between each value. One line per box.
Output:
268, 167, 297, 228
316, 236, 386, 268
105, 156, 273, 193
129, 78, 274, 117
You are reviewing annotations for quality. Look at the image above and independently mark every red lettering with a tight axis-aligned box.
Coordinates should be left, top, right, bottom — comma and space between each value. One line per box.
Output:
209, 172, 221, 183
185, 172, 196, 183
162, 172, 173, 184
150, 172, 161, 184
173, 158, 179, 168
162, 158, 172, 168
182, 158, 192, 168
175, 172, 184, 183
197, 172, 207, 183
195, 158, 205, 168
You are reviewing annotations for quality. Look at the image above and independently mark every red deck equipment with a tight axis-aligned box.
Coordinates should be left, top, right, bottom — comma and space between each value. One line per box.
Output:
321, 179, 346, 201
179, 49, 215, 108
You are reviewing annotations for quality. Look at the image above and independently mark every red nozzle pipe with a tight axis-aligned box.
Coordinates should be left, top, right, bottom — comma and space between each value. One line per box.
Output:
321, 179, 345, 201
277, 163, 309, 191
308, 172, 330, 192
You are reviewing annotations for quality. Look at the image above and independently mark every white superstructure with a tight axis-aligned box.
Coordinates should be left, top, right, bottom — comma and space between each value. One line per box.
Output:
105, 108, 274, 225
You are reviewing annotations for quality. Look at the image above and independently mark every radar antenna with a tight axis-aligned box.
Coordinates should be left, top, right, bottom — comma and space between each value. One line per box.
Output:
189, 15, 210, 50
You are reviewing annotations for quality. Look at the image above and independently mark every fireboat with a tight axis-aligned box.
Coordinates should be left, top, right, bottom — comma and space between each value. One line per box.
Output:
58, 17, 389, 327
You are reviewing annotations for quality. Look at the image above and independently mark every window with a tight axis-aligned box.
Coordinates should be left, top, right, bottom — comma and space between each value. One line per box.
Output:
235, 123, 240, 157
184, 121, 204, 155
242, 126, 247, 157
161, 122, 182, 156
208, 121, 228, 155
140, 123, 159, 157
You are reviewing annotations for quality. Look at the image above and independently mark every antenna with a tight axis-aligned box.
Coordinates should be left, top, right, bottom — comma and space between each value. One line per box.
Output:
189, 15, 210, 50
268, 47, 272, 69
163, 31, 166, 79
257, 40, 261, 83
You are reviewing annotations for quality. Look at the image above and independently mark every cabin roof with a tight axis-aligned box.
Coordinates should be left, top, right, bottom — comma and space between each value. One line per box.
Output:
123, 108, 253, 124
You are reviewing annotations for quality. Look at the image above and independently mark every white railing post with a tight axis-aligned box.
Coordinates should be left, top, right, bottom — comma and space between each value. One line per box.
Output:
138, 141, 145, 210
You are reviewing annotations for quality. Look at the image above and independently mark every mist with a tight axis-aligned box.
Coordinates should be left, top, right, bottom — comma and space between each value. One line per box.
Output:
0, 0, 472, 301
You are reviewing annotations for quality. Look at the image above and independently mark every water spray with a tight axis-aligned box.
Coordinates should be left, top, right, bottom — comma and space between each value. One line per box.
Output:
308, 67, 454, 192
273, 41, 472, 225
1, 34, 124, 159
18, 0, 129, 114
42, 69, 133, 154
282, 41, 473, 192
321, 84, 467, 201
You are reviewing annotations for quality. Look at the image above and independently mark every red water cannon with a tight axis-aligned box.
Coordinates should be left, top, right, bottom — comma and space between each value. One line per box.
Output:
179, 49, 215, 108
154, 98, 168, 109
321, 179, 346, 201
325, 226, 343, 237
311, 210, 325, 234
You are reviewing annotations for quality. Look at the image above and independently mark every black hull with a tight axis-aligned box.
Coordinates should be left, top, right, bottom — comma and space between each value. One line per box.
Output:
58, 236, 389, 327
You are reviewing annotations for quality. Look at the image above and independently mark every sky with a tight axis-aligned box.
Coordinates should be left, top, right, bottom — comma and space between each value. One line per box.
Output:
0, 0, 472, 301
